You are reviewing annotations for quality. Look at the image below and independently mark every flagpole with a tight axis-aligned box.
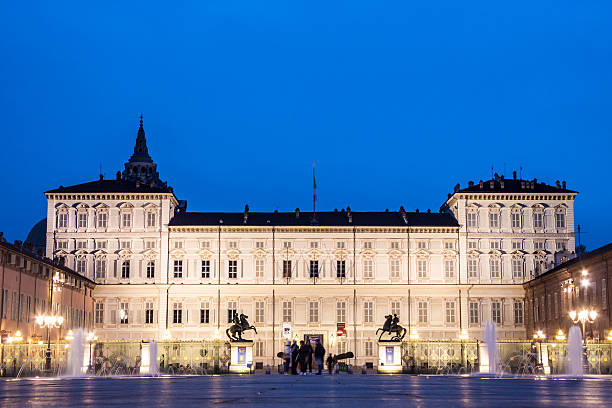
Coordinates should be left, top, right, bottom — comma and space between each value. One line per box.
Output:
312, 162, 317, 224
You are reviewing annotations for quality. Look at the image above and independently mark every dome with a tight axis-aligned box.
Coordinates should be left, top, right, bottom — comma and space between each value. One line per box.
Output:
25, 218, 47, 254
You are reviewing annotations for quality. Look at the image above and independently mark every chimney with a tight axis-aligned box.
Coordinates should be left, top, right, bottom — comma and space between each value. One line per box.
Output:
555, 180, 561, 189
521, 181, 525, 189
427, 209, 431, 213
415, 208, 419, 213
295, 208, 300, 219
116, 171, 121, 180
468, 181, 474, 187
513, 171, 517, 180
347, 206, 352, 223
99, 174, 104, 181
448, 193, 452, 199
243, 204, 249, 224
454, 183, 460, 193
562, 181, 566, 189
500, 181, 504, 189
479, 180, 483, 189
494, 173, 499, 181
399, 206, 406, 223
489, 180, 494, 188
0, 232, 4, 242
334, 208, 338, 213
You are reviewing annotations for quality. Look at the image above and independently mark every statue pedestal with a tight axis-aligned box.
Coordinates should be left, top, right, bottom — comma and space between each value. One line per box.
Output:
377, 341, 402, 374
229, 342, 253, 374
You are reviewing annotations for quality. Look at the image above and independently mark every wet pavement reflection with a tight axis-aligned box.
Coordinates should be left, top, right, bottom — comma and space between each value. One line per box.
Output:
0, 375, 610, 407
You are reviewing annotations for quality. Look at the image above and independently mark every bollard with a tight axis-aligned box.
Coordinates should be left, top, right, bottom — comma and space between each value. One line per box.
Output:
265, 364, 271, 374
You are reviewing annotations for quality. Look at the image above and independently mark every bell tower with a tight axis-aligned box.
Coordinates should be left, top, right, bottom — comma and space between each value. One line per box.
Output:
122, 115, 166, 188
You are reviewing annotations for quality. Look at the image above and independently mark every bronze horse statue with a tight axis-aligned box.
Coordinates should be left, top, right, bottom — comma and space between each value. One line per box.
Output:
226, 313, 257, 341
376, 314, 406, 341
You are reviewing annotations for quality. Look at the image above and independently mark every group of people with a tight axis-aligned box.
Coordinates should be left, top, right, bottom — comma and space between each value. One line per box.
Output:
283, 339, 330, 375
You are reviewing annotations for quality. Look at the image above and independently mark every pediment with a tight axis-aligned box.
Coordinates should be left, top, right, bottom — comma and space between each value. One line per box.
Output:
414, 249, 430, 257
142, 249, 158, 259
388, 249, 402, 259
92, 249, 107, 257
117, 248, 133, 257
442, 249, 458, 257
199, 249, 214, 260
360, 249, 375, 258
227, 249, 241, 260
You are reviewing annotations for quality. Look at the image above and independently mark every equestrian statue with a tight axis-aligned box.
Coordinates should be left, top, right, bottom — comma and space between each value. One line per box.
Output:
226, 312, 257, 341
376, 314, 406, 341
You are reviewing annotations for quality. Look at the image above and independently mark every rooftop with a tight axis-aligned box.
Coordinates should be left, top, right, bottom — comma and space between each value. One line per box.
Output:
449, 172, 577, 196
45, 177, 174, 195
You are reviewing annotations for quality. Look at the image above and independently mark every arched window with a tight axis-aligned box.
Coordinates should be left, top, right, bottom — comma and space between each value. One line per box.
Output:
121, 261, 130, 279
146, 261, 155, 279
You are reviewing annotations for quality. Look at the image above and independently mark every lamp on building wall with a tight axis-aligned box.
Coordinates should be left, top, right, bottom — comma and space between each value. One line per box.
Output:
554, 329, 566, 341
458, 329, 469, 340
409, 329, 419, 340
607, 330, 612, 341
162, 329, 172, 341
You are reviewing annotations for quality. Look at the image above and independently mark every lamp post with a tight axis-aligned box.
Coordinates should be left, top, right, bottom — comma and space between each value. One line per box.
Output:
569, 309, 597, 341
36, 314, 64, 371
86, 332, 97, 373
533, 330, 545, 365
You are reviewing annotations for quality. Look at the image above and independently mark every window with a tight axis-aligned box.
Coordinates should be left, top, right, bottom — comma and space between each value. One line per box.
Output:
76, 258, 87, 274
145, 241, 156, 249
283, 241, 291, 249
337, 242, 345, 249
363, 241, 372, 249
468, 241, 478, 250
253, 259, 263, 278
78, 212, 87, 229
121, 261, 130, 279
309, 301, 319, 323
468, 258, 478, 278
255, 301, 264, 324
337, 301, 346, 323
511, 212, 521, 229
489, 212, 499, 228
469, 302, 479, 324
418, 301, 428, 323
146, 212, 156, 227
417, 259, 427, 278
364, 341, 373, 357
228, 260, 238, 279
390, 259, 400, 278
310, 242, 318, 249
490, 241, 500, 250
255, 241, 264, 249
96, 240, 107, 249
444, 259, 454, 279
445, 302, 456, 324
57, 212, 68, 228
363, 259, 373, 278
336, 260, 346, 278
173, 260, 183, 278
309, 260, 319, 278
97, 212, 108, 228
554, 293, 559, 319
390, 242, 399, 249
467, 212, 477, 228
228, 241, 237, 249
491, 302, 502, 324
120, 240, 131, 249
556, 241, 567, 251
95, 303, 104, 324
363, 301, 373, 323
390, 300, 400, 318
512, 258, 522, 279
120, 302, 129, 324
444, 242, 454, 250
512, 241, 522, 250
200, 302, 210, 324
174, 241, 183, 249
534, 241, 545, 250
602, 279, 607, 310
11, 292, 17, 320
201, 260, 210, 278
282, 301, 292, 322
95, 258, 106, 279
121, 212, 132, 228
555, 212, 565, 229
533, 212, 543, 228
490, 258, 500, 278
417, 241, 427, 249
513, 301, 523, 324
227, 302, 237, 323
283, 260, 292, 278
255, 341, 264, 357
173, 303, 183, 324
56, 241, 69, 250
200, 241, 210, 249
145, 302, 154, 324
146, 261, 155, 279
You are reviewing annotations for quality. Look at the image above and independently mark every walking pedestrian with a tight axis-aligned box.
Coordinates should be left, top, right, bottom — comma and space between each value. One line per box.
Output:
326, 354, 334, 375
314, 340, 326, 375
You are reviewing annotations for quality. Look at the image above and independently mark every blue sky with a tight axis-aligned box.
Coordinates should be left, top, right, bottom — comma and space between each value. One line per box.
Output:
1, 1, 610, 249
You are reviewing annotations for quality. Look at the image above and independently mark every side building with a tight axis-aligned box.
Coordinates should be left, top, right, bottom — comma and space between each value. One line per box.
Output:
42, 118, 579, 367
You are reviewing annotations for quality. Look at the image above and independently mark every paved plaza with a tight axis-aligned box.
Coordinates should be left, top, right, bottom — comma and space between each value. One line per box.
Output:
0, 374, 611, 407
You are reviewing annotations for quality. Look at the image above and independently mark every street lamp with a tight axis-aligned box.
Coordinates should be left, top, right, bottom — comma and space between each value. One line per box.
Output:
569, 309, 597, 340
36, 314, 64, 371
87, 332, 97, 373
554, 329, 566, 341
533, 330, 545, 365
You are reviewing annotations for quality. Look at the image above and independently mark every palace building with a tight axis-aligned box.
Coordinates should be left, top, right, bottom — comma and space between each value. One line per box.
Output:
41, 118, 578, 366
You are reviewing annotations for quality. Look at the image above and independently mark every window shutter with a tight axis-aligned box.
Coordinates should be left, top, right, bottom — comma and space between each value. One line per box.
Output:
110, 309, 116, 324
241, 259, 244, 278
113, 260, 117, 278
139, 260, 142, 278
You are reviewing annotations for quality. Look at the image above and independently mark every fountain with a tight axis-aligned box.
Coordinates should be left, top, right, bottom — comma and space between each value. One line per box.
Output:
149, 341, 159, 376
66, 328, 86, 377
484, 321, 499, 374
566, 325, 583, 376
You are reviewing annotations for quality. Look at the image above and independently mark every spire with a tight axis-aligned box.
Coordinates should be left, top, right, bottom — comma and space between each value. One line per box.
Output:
121, 114, 166, 189
129, 114, 153, 163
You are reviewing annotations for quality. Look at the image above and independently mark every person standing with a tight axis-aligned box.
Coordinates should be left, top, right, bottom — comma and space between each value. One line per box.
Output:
304, 340, 314, 373
283, 341, 291, 374
290, 340, 299, 375
297, 341, 307, 375
314, 340, 326, 375
326, 354, 334, 375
